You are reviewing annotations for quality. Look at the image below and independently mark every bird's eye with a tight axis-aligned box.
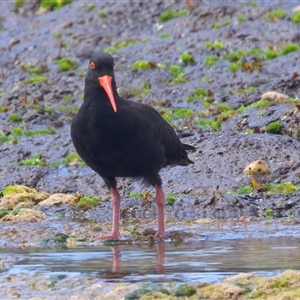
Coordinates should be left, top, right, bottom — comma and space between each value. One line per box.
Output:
90, 62, 96, 69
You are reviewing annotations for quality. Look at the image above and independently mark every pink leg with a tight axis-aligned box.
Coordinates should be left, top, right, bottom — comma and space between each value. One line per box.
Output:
95, 188, 121, 240
154, 185, 165, 238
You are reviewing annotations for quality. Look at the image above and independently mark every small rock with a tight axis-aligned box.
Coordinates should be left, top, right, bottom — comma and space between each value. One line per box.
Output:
186, 0, 196, 12
261, 91, 289, 103
8, 38, 20, 48
0, 259, 6, 271
243, 160, 270, 176
142, 228, 156, 236
292, 5, 300, 12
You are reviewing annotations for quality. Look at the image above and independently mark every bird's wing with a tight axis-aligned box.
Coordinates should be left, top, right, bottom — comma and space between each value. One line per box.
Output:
127, 101, 188, 165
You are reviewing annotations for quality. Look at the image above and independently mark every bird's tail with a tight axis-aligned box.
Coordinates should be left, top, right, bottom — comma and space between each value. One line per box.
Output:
183, 143, 196, 151
177, 143, 196, 166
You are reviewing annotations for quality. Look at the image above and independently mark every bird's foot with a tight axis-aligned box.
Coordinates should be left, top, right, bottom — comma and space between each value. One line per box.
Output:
95, 232, 121, 240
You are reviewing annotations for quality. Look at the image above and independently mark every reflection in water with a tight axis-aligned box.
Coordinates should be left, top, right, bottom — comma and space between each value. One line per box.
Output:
99, 240, 165, 279
1, 236, 300, 283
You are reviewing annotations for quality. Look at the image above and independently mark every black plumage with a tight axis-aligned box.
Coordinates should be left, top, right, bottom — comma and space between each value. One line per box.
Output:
71, 52, 195, 239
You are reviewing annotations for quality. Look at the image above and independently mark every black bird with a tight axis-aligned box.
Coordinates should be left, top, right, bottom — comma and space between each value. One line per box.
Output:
71, 52, 195, 239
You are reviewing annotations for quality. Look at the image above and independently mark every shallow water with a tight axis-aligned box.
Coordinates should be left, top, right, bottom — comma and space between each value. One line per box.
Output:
0, 237, 300, 283
1, 220, 300, 299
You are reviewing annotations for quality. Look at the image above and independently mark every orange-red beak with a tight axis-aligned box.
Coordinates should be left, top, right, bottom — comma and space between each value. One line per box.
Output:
98, 75, 117, 113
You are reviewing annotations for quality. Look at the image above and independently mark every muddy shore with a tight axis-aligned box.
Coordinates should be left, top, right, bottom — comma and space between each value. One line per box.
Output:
1, 0, 300, 299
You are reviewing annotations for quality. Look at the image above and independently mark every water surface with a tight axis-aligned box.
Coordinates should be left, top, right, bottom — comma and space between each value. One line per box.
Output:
2, 229, 300, 283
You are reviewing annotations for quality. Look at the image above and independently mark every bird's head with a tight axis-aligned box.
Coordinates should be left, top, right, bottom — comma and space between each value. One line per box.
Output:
87, 52, 117, 113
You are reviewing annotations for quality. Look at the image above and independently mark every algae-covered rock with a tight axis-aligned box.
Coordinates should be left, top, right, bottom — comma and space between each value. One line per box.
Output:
140, 291, 174, 300
249, 269, 300, 299
194, 270, 300, 299
0, 193, 35, 209
0, 208, 11, 219
33, 192, 51, 203
40, 233, 70, 245
125, 286, 170, 300
2, 185, 37, 196
1, 208, 46, 222
102, 284, 139, 300
196, 282, 244, 300
0, 185, 50, 209
124, 288, 152, 299
118, 270, 300, 300
174, 283, 196, 297
38, 193, 77, 206
14, 199, 35, 209
224, 272, 255, 283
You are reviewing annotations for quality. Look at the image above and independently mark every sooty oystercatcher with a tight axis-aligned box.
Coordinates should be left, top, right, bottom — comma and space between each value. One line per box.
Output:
71, 52, 195, 239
